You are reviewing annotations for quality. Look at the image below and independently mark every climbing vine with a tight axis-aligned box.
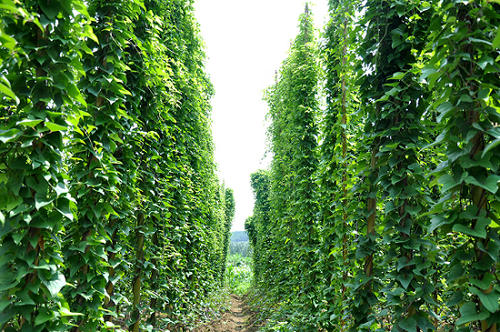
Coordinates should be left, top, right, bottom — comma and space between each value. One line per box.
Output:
0, 1, 91, 329
424, 1, 500, 330
247, 0, 500, 330
0, 0, 233, 331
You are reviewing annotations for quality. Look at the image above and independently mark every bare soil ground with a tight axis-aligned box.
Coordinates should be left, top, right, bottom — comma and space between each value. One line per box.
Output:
194, 295, 260, 332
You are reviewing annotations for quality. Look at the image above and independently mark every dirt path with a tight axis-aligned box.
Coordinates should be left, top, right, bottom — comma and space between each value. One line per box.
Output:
195, 295, 258, 332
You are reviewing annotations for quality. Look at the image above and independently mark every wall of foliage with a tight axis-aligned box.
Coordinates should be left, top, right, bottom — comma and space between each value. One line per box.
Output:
247, 0, 500, 331
0, 0, 234, 331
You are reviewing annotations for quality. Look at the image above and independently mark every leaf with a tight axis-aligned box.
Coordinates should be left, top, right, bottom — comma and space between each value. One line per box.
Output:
429, 215, 448, 233
31, 262, 54, 271
0, 128, 20, 143
53, 182, 68, 197
45, 122, 67, 132
456, 302, 489, 325
470, 273, 495, 290
398, 273, 413, 290
83, 24, 98, 43
0, 32, 16, 50
399, 316, 417, 332
468, 37, 491, 46
359, 320, 376, 329
0, 81, 19, 104
12, 230, 25, 245
119, 87, 132, 96
0, 0, 19, 14
43, 273, 66, 297
34, 194, 53, 210
35, 308, 54, 326
448, 263, 465, 282
470, 287, 499, 313
387, 86, 401, 97
478, 239, 500, 261
436, 102, 454, 122
420, 66, 436, 80
39, 0, 60, 20
452, 217, 490, 239
67, 83, 87, 107
478, 88, 490, 99
465, 175, 500, 194
60, 307, 83, 317
482, 138, 500, 158
438, 174, 460, 192
56, 199, 74, 221
0, 211, 4, 226
493, 27, 500, 49
16, 119, 43, 128
0, 298, 9, 312
0, 188, 22, 210
389, 72, 406, 80
484, 175, 500, 194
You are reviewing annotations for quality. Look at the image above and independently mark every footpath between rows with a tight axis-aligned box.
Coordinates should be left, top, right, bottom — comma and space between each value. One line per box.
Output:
195, 295, 259, 332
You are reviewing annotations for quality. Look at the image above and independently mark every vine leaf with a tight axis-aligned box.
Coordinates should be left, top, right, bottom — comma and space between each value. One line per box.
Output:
0, 81, 19, 104
35, 309, 55, 326
481, 138, 500, 158
470, 273, 495, 290
39, 0, 60, 20
456, 302, 489, 325
0, 188, 22, 210
60, 308, 84, 317
398, 273, 413, 290
491, 27, 500, 48
34, 194, 53, 210
398, 316, 417, 332
389, 71, 406, 80
0, 298, 9, 312
436, 102, 454, 122
43, 273, 66, 297
429, 215, 448, 233
45, 122, 67, 132
452, 218, 489, 239
464, 175, 500, 194
0, 0, 18, 13
16, 119, 43, 128
470, 287, 500, 313
438, 174, 459, 192
0, 128, 20, 143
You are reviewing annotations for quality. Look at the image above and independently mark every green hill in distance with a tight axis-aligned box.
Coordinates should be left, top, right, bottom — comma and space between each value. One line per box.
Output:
230, 231, 249, 242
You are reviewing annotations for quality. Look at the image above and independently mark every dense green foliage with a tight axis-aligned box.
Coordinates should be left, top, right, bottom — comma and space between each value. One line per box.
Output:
247, 1, 500, 331
1, 0, 499, 330
0, 0, 234, 331
225, 254, 253, 296
258, 8, 321, 327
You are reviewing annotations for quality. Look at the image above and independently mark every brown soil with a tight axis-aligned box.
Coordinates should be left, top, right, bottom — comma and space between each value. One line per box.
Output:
194, 295, 260, 332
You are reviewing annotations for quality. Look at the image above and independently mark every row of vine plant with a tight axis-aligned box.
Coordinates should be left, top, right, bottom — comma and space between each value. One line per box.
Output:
0, 0, 235, 331
246, 1, 499, 331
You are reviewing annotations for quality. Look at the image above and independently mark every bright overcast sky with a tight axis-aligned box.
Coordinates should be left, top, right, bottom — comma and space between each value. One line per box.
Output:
194, 1, 329, 231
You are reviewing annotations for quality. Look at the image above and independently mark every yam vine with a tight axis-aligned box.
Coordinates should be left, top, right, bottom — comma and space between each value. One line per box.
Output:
248, 1, 500, 331
1, 0, 499, 331
0, 0, 234, 331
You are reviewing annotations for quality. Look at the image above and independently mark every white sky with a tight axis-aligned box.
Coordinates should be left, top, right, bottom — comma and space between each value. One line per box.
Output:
194, 0, 329, 231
